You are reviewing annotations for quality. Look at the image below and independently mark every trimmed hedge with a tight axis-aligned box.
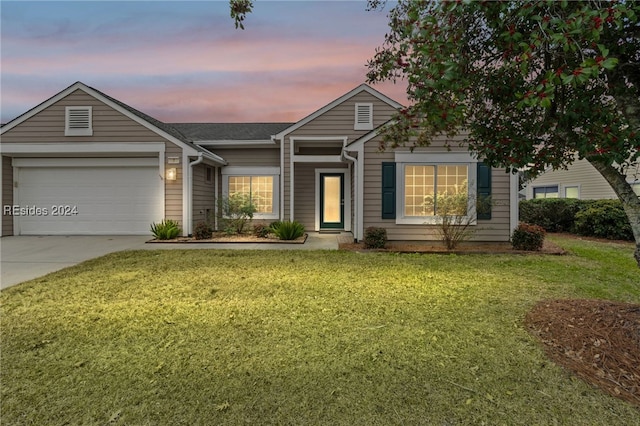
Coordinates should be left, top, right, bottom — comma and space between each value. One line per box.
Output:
574, 200, 634, 241
519, 198, 633, 241
518, 198, 582, 232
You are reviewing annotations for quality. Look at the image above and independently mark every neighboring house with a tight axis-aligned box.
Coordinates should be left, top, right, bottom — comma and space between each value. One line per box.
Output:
1, 81, 519, 242
524, 159, 640, 200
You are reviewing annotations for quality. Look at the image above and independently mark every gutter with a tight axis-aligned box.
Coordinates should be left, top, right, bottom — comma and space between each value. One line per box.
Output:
186, 152, 205, 236
341, 148, 358, 243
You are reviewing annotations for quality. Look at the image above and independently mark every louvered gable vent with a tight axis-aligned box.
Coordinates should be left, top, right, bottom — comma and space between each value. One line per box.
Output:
354, 103, 373, 130
65, 106, 93, 136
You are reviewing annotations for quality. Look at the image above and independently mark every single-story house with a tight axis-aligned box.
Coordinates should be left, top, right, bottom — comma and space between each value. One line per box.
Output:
1, 81, 518, 242
524, 159, 640, 200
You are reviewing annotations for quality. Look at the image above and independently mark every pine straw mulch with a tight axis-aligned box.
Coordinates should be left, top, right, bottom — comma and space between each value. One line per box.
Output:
526, 299, 640, 408
338, 238, 565, 255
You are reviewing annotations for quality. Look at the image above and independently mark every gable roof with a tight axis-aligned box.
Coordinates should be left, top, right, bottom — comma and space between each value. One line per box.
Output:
0, 81, 226, 165
171, 123, 293, 142
273, 84, 403, 139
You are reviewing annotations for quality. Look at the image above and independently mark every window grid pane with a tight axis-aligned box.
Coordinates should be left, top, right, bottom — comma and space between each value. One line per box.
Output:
404, 165, 435, 216
251, 176, 273, 214
435, 165, 468, 215
404, 164, 468, 217
228, 176, 273, 214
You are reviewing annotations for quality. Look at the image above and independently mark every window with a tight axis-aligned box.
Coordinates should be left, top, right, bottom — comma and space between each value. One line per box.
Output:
65, 106, 92, 136
404, 165, 469, 217
206, 166, 213, 183
354, 103, 373, 131
631, 183, 640, 196
564, 186, 579, 199
222, 167, 279, 219
389, 153, 478, 224
533, 185, 559, 199
229, 176, 273, 214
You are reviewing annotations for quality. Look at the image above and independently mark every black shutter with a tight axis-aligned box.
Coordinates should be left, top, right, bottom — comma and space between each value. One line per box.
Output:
477, 162, 492, 220
381, 162, 396, 219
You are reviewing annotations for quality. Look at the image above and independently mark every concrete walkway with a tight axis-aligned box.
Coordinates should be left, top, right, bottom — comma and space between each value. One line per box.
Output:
0, 232, 348, 290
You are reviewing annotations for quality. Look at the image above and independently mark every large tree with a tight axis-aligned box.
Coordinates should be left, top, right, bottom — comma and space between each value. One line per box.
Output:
231, 0, 640, 265
365, 0, 640, 265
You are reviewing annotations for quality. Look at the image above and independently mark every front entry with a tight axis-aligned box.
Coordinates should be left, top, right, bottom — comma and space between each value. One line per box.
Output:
319, 173, 344, 229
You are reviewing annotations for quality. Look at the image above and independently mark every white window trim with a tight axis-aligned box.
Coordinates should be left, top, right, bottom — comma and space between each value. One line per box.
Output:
354, 103, 373, 131
65, 106, 93, 136
395, 156, 478, 225
314, 168, 351, 232
221, 167, 280, 219
532, 184, 559, 199
563, 184, 580, 199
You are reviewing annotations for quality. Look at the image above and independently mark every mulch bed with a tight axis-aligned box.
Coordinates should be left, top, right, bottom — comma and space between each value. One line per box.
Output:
526, 299, 640, 408
339, 239, 565, 255
147, 233, 307, 244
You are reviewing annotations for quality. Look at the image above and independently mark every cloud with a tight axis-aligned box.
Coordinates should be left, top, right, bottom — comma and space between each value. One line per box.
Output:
1, 1, 405, 124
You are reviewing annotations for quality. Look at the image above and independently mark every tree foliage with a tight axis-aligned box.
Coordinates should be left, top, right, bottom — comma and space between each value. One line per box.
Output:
230, 0, 253, 30
366, 0, 640, 266
367, 0, 639, 172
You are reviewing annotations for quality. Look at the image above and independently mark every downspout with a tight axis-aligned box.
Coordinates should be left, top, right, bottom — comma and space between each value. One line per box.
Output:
187, 152, 204, 236
341, 149, 358, 243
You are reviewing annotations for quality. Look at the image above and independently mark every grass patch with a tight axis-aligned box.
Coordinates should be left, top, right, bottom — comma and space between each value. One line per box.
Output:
1, 236, 639, 425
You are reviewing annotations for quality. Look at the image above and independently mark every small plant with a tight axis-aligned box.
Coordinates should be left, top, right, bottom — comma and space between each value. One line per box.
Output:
150, 219, 181, 240
363, 227, 388, 249
511, 222, 546, 251
217, 193, 257, 234
432, 183, 477, 250
253, 223, 271, 238
272, 220, 305, 240
193, 221, 213, 240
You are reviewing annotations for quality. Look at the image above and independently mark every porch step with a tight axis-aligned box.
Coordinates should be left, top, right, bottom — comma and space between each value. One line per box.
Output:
336, 234, 354, 245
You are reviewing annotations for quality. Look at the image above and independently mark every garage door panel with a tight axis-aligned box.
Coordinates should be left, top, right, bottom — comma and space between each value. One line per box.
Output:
16, 165, 163, 235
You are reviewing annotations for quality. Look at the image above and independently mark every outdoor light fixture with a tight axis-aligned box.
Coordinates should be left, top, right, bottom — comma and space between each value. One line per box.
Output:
166, 168, 177, 181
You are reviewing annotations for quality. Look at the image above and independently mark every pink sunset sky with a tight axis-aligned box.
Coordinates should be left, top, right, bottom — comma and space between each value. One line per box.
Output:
1, 0, 407, 124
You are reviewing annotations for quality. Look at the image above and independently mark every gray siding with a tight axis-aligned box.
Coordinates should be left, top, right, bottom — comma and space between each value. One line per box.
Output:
214, 147, 280, 167
2, 156, 13, 236
362, 139, 512, 242
283, 91, 398, 222
192, 164, 216, 225
1, 89, 185, 229
293, 163, 348, 231
525, 158, 639, 200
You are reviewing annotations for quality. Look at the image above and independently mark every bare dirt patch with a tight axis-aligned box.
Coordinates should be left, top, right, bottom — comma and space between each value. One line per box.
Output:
526, 299, 640, 408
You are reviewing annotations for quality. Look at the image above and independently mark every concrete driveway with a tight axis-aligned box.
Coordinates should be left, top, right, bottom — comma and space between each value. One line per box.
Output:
0, 236, 149, 290
0, 233, 343, 290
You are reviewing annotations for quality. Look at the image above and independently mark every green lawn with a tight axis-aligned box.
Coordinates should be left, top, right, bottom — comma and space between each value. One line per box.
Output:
1, 235, 638, 425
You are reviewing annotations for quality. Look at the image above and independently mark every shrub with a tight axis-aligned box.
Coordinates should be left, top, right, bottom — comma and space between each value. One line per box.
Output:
193, 221, 213, 240
150, 219, 181, 240
574, 200, 633, 241
363, 227, 387, 249
436, 190, 477, 250
519, 198, 583, 232
272, 220, 305, 240
511, 223, 546, 251
253, 223, 271, 238
217, 193, 256, 234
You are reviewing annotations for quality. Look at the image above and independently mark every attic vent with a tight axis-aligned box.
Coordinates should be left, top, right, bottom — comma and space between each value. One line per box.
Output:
65, 106, 93, 136
354, 103, 373, 131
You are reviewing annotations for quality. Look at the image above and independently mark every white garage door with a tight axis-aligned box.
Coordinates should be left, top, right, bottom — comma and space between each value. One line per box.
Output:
14, 158, 163, 235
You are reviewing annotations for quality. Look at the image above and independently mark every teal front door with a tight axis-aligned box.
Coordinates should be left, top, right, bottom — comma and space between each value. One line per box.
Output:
320, 173, 344, 229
